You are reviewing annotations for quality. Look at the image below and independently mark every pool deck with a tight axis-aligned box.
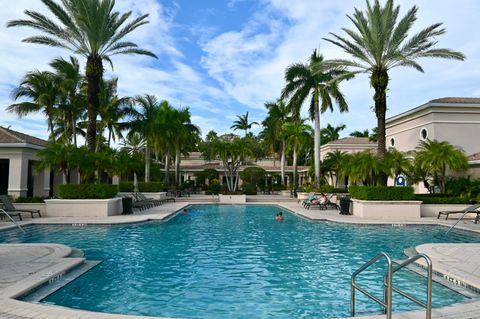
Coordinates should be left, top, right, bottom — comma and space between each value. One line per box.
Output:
0, 200, 480, 318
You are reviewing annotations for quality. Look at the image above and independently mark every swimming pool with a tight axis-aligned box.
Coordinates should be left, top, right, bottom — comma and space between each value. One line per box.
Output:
1, 204, 479, 318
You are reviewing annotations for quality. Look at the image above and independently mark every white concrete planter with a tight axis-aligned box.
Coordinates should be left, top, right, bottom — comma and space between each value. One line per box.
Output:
421, 204, 472, 218
45, 198, 122, 217
352, 199, 422, 219
10, 203, 46, 215
118, 192, 167, 200
296, 192, 311, 200
219, 194, 246, 203
280, 190, 291, 197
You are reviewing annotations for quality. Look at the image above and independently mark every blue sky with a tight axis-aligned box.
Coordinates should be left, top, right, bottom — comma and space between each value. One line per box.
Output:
1, 0, 480, 141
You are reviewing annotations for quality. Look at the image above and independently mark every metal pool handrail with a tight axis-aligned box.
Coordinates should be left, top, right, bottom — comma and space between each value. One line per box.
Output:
351, 252, 433, 319
0, 208, 25, 233
351, 252, 393, 318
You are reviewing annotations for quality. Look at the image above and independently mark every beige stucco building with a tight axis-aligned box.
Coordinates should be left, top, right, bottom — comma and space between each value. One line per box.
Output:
0, 127, 51, 198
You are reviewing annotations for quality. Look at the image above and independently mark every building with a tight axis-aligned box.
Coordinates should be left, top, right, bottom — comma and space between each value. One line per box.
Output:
0, 126, 51, 198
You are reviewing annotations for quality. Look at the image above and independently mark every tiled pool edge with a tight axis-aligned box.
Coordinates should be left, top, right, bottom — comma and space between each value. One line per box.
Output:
1, 202, 480, 319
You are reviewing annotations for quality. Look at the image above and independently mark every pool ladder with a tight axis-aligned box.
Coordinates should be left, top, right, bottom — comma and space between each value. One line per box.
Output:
0, 208, 25, 233
351, 252, 432, 319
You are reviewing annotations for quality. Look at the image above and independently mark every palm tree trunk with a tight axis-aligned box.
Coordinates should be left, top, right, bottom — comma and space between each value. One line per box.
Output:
293, 144, 298, 190
107, 128, 112, 148
48, 118, 55, 142
164, 151, 170, 186
72, 112, 77, 147
313, 94, 321, 188
86, 55, 103, 152
281, 139, 286, 185
145, 146, 151, 182
175, 148, 181, 186
371, 69, 389, 186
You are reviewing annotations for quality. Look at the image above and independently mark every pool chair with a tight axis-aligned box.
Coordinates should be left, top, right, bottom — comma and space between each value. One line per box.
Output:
135, 192, 163, 206
302, 193, 316, 208
437, 203, 480, 220
306, 196, 328, 210
325, 194, 339, 210
0, 195, 41, 219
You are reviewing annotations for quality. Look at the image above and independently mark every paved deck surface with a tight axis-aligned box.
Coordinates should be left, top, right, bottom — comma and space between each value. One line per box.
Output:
0, 200, 479, 318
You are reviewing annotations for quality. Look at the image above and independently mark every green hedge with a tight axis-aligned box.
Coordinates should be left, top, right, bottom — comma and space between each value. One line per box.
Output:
118, 182, 163, 192
58, 184, 118, 199
242, 184, 258, 195
414, 195, 473, 204
14, 196, 46, 203
349, 186, 415, 200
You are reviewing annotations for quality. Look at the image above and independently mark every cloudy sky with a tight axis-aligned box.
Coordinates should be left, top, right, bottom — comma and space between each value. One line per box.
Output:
1, 0, 479, 140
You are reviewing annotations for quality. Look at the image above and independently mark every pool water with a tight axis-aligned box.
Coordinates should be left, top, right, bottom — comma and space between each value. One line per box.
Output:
1, 204, 479, 319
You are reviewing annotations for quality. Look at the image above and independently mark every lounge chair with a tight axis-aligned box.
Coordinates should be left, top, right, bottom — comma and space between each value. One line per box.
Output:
0, 195, 41, 219
437, 204, 480, 220
135, 192, 163, 206
325, 194, 339, 210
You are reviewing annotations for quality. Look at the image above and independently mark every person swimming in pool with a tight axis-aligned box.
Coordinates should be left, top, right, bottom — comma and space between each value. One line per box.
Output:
275, 212, 284, 221
181, 209, 188, 214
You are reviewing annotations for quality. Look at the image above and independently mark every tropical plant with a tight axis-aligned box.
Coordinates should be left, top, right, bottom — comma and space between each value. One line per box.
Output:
322, 150, 348, 187
383, 148, 411, 181
131, 95, 160, 182
261, 99, 291, 184
8, 0, 157, 151
8, 71, 60, 140
282, 120, 313, 190
208, 138, 253, 192
35, 142, 76, 183
320, 123, 346, 145
281, 49, 351, 188
231, 112, 259, 136
240, 167, 267, 188
349, 129, 369, 138
341, 151, 382, 186
414, 139, 468, 193
120, 132, 146, 186
324, 0, 465, 185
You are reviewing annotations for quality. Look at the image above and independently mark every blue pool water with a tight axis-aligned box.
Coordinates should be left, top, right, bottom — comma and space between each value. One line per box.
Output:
1, 204, 479, 318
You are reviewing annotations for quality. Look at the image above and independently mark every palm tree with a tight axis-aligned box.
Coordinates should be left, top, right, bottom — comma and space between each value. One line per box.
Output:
414, 139, 468, 193
282, 49, 350, 188
341, 151, 381, 186
171, 108, 201, 186
322, 150, 348, 187
50, 56, 84, 146
131, 95, 160, 182
349, 129, 369, 138
8, 0, 157, 152
282, 120, 313, 191
231, 112, 259, 136
261, 99, 291, 185
383, 148, 411, 182
320, 123, 346, 145
97, 78, 133, 149
120, 132, 146, 189
324, 0, 465, 185
7, 71, 60, 140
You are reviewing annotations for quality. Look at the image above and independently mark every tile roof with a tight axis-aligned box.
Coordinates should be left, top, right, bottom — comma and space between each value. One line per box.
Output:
0, 126, 48, 147
325, 137, 376, 145
468, 152, 480, 161
429, 97, 480, 104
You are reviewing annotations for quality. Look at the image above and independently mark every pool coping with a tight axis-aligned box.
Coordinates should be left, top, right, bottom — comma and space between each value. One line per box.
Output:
1, 201, 480, 318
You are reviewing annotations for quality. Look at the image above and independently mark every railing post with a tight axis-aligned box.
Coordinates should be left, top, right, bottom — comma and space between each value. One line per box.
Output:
425, 256, 433, 319
386, 261, 393, 319
351, 277, 355, 317
383, 275, 388, 314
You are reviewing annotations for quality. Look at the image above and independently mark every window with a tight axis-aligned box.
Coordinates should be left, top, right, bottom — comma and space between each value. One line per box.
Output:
389, 137, 395, 147
420, 128, 428, 140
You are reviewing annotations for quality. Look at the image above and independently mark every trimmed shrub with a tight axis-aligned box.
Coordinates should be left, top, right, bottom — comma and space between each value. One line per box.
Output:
58, 184, 118, 199
242, 183, 257, 195
349, 186, 415, 200
14, 196, 46, 203
118, 182, 163, 192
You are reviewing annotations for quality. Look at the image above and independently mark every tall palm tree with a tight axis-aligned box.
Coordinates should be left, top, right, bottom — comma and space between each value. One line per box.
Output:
324, 0, 465, 185
50, 56, 84, 146
7, 71, 60, 140
131, 95, 160, 182
320, 123, 346, 145
282, 120, 313, 190
97, 78, 133, 149
261, 99, 291, 185
8, 0, 157, 152
414, 139, 468, 193
120, 132, 145, 189
231, 112, 259, 136
282, 49, 350, 188
171, 108, 201, 186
